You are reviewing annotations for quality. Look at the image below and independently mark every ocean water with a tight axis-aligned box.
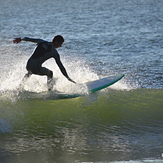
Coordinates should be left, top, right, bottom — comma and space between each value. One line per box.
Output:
0, 0, 163, 162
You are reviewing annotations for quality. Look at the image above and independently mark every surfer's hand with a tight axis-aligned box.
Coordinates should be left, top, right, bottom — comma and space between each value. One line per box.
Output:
67, 77, 76, 84
13, 38, 21, 44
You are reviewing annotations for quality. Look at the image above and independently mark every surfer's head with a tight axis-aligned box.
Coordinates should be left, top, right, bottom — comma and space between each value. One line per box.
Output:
52, 35, 64, 48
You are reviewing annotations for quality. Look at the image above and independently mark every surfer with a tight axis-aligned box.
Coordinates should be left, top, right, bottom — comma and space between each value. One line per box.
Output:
13, 35, 75, 91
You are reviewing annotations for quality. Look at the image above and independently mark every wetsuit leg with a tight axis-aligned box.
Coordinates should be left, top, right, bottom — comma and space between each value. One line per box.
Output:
47, 70, 54, 91
19, 71, 32, 89
27, 58, 54, 90
39, 67, 54, 91
24, 71, 32, 79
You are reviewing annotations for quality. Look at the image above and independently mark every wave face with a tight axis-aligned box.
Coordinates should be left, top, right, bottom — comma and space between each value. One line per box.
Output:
0, 89, 163, 162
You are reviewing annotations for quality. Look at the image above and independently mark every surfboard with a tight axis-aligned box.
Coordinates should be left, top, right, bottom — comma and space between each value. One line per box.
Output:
45, 91, 81, 99
17, 90, 82, 100
86, 74, 124, 93
54, 74, 124, 98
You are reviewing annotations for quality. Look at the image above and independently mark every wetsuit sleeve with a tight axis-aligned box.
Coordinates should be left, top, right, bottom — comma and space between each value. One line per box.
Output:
55, 56, 69, 78
21, 37, 45, 44
54, 54, 75, 83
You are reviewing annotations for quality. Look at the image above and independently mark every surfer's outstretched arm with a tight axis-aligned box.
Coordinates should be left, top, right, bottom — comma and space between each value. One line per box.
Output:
13, 37, 45, 44
55, 57, 76, 84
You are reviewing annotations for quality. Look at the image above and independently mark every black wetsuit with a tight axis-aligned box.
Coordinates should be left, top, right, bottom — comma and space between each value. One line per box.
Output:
22, 37, 70, 80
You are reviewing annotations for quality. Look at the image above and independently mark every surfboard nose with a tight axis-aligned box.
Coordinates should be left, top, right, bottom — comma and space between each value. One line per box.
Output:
86, 74, 124, 93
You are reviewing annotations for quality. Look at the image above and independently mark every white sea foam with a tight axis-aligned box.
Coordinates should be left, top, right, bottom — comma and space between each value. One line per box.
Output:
0, 50, 99, 94
0, 48, 136, 97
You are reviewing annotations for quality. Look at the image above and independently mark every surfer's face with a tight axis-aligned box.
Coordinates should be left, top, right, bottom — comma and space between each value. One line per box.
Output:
54, 41, 63, 48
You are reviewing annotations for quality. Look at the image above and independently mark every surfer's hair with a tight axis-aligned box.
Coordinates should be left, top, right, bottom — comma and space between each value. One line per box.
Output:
52, 35, 64, 43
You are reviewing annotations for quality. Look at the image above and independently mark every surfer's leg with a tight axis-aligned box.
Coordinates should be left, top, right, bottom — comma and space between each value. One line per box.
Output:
47, 71, 54, 91
22, 72, 32, 83
19, 71, 32, 89
39, 67, 54, 91
24, 72, 32, 79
